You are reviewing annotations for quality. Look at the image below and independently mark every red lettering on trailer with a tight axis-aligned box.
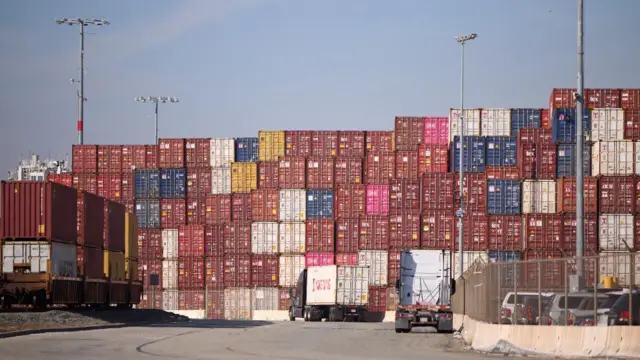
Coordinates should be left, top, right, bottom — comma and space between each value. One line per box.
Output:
312, 279, 331, 291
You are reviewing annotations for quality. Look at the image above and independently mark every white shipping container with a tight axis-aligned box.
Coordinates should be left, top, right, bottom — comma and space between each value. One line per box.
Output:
400, 250, 451, 306
449, 108, 482, 142
279, 254, 305, 287
598, 214, 634, 251
278, 221, 306, 254
1, 241, 77, 277
210, 138, 235, 168
251, 222, 279, 254
452, 251, 488, 280
522, 180, 557, 214
598, 252, 640, 287
592, 141, 634, 176
251, 287, 279, 311
591, 108, 625, 141
306, 265, 369, 306
224, 287, 252, 320
162, 229, 179, 259
162, 260, 178, 289
480, 108, 512, 136
279, 189, 306, 221
162, 289, 179, 310
357, 250, 388, 286
211, 167, 232, 194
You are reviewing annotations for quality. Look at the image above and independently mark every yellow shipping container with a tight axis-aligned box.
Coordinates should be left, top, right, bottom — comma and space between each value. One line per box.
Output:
124, 212, 138, 259
231, 162, 258, 193
104, 250, 126, 281
125, 258, 139, 281
258, 130, 285, 161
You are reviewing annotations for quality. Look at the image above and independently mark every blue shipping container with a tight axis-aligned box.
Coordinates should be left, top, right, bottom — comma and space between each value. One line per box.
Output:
306, 189, 334, 219
159, 168, 187, 199
488, 250, 522, 288
450, 136, 486, 173
557, 143, 592, 177
487, 179, 521, 215
485, 136, 517, 167
510, 108, 541, 137
136, 199, 161, 229
135, 169, 160, 199
235, 137, 259, 162
552, 108, 591, 143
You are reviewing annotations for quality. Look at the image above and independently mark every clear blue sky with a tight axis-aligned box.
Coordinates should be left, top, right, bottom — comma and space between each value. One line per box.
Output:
1, 0, 639, 174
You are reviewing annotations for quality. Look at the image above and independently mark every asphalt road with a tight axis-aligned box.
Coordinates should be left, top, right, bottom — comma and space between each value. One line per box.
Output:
0, 320, 492, 360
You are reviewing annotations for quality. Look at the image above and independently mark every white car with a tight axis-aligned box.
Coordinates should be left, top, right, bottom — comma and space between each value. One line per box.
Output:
500, 291, 554, 324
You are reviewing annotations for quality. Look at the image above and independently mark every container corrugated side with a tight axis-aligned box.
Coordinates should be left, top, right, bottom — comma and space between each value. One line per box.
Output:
449, 108, 481, 142
599, 214, 634, 251
162, 229, 179, 259
77, 245, 104, 279
124, 212, 138, 259
278, 157, 306, 189
450, 136, 486, 173
223, 254, 251, 287
306, 189, 334, 219
185, 138, 211, 169
336, 218, 359, 253
394, 117, 425, 151
209, 138, 235, 168
235, 137, 259, 162
136, 199, 161, 229
306, 265, 369, 306
224, 288, 252, 320
423, 117, 449, 145
159, 168, 187, 199
487, 179, 521, 215
278, 254, 305, 287
365, 185, 389, 216
77, 190, 104, 248
389, 179, 420, 212
178, 224, 205, 257
251, 286, 279, 310
592, 141, 634, 176
556, 143, 592, 177
481, 108, 511, 136
306, 157, 335, 188
285, 131, 312, 157
2, 241, 77, 276
104, 250, 125, 281
97, 145, 124, 174
211, 167, 232, 194
598, 252, 640, 287
522, 180, 557, 214
335, 184, 366, 218
598, 176, 636, 214
334, 157, 363, 185
551, 108, 591, 143
485, 136, 517, 167
556, 177, 598, 213
311, 131, 338, 157
305, 219, 335, 253
251, 222, 279, 254
510, 108, 541, 136
162, 259, 178, 289
337, 131, 365, 157
251, 189, 279, 222
420, 210, 455, 250
421, 173, 455, 210
231, 162, 258, 193
357, 250, 388, 286
223, 222, 251, 254
305, 252, 335, 267
135, 169, 160, 199
591, 108, 625, 141
278, 189, 306, 221
395, 150, 419, 180
278, 222, 305, 254
258, 131, 285, 161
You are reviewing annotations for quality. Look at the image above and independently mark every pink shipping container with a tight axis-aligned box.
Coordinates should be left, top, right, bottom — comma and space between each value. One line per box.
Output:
337, 131, 365, 157
138, 229, 162, 259
311, 131, 338, 157
368, 287, 388, 312
104, 200, 126, 252
97, 145, 123, 174
205, 256, 224, 289
72, 145, 98, 173
186, 168, 212, 198
185, 138, 211, 168
365, 131, 394, 153
621, 89, 640, 109
421, 210, 455, 250
178, 225, 205, 256
231, 194, 252, 221
335, 252, 358, 266
389, 212, 420, 249
365, 152, 395, 184
285, 131, 312, 157
47, 173, 73, 187
205, 194, 232, 225
334, 157, 363, 185
179, 290, 205, 310
121, 173, 134, 200
77, 245, 104, 279
278, 157, 306, 189
366, 184, 390, 216
418, 144, 449, 174
258, 161, 279, 189
336, 218, 360, 253
623, 109, 640, 140
205, 225, 224, 257
423, 117, 450, 145
305, 252, 335, 267
158, 138, 186, 168
96, 174, 122, 201
389, 179, 420, 213
178, 256, 205, 289
251, 254, 279, 286
306, 219, 335, 253
359, 216, 390, 250
422, 173, 455, 211
223, 254, 251, 287
306, 157, 335, 189
223, 222, 251, 254
77, 190, 105, 248
160, 199, 187, 229
453, 210, 488, 251
335, 184, 366, 218
186, 198, 205, 225
251, 189, 279, 222
455, 173, 487, 212
395, 117, 425, 151
73, 173, 98, 194
395, 151, 420, 180
387, 249, 401, 284
523, 214, 563, 250
487, 215, 522, 251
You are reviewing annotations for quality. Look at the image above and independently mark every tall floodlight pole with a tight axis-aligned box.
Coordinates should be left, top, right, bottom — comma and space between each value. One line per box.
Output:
135, 97, 180, 144
56, 18, 110, 145
575, 0, 585, 282
455, 33, 478, 281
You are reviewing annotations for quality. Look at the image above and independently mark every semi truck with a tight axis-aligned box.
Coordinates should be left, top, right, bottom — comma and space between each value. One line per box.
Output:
289, 265, 369, 322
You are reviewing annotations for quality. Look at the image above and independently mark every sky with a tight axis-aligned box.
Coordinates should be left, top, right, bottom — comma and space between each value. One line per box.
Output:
1, 0, 639, 175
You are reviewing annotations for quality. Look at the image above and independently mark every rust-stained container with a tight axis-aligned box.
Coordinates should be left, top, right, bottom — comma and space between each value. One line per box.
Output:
557, 177, 598, 213
337, 131, 365, 157
365, 152, 395, 184
223, 221, 251, 254
72, 173, 98, 194
138, 229, 162, 259
258, 161, 279, 189
1, 181, 77, 243
487, 215, 522, 251
336, 218, 360, 253
311, 131, 338, 157
158, 138, 186, 168
205, 256, 224, 289
278, 156, 306, 189
306, 157, 335, 189
389, 212, 420, 249
621, 89, 640, 109
486, 166, 520, 180
77, 245, 104, 279
368, 286, 388, 312
186, 167, 212, 198
77, 190, 104, 248
205, 225, 224, 257
395, 117, 424, 151
186, 194, 205, 225
359, 216, 389, 250
453, 210, 488, 251
518, 128, 553, 146
178, 256, 205, 289
97, 145, 123, 174
251, 189, 279, 221
623, 109, 640, 140
389, 179, 420, 212
365, 131, 394, 153
517, 144, 557, 180
305, 219, 335, 252
122, 145, 145, 172
160, 199, 187, 229
523, 214, 563, 250
285, 130, 312, 157
335, 252, 359, 266
205, 194, 232, 225
335, 184, 366, 218
455, 173, 487, 211
223, 254, 251, 287
420, 210, 454, 250
251, 254, 279, 287
395, 150, 419, 180
231, 193, 252, 221
334, 157, 363, 185
96, 174, 122, 201
562, 213, 598, 252
541, 109, 551, 129
185, 138, 211, 168
417, 144, 449, 174
178, 224, 205, 256
598, 176, 636, 213
585, 88, 621, 108
549, 88, 577, 109
422, 173, 455, 211
104, 200, 126, 252
72, 145, 98, 173
121, 173, 134, 200
47, 173, 73, 187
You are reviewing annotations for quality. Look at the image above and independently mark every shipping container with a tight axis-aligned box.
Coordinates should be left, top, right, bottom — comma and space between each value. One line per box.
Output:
621, 89, 640, 109
231, 194, 252, 221
487, 250, 522, 288
398, 249, 451, 306
306, 265, 369, 306
139, 257, 163, 288
334, 157, 363, 185
77, 245, 104, 279
598, 252, 640, 287
135, 169, 160, 199
204, 194, 231, 225
278, 156, 306, 189
417, 144, 448, 174
453, 210, 488, 251
365, 152, 395, 184
285, 131, 312, 157
209, 138, 234, 168
421, 173, 455, 211
336, 218, 360, 253
1, 241, 77, 276
72, 145, 98, 173
305, 252, 335, 267
510, 108, 541, 137
124, 212, 138, 259
251, 222, 279, 254
251, 189, 279, 222
205, 256, 224, 289
562, 213, 598, 252
556, 177, 598, 213
179, 290, 206, 311
423, 117, 450, 145
77, 191, 104, 248
368, 286, 387, 312
455, 173, 487, 212
366, 184, 389, 216
485, 136, 517, 167
223, 254, 251, 287
159, 168, 186, 199
336, 252, 359, 266
306, 189, 334, 219
279, 254, 305, 287
160, 199, 187, 228
335, 184, 366, 218
136, 199, 161, 229
591, 108, 625, 141
139, 291, 162, 309
420, 210, 455, 250
358, 250, 388, 286
541, 109, 551, 129
252, 287, 279, 310
624, 109, 640, 140
103, 250, 125, 281
552, 108, 591, 143
395, 150, 419, 180
599, 176, 636, 213
452, 251, 488, 280
120, 199, 135, 215
586, 89, 621, 108
120, 173, 134, 200
278, 287, 294, 311
592, 141, 634, 176
549, 88, 577, 109
231, 162, 258, 193
223, 222, 251, 254
517, 143, 558, 180
599, 214, 634, 251
186, 198, 205, 225
96, 145, 123, 174
487, 179, 521, 215
47, 173, 73, 187
487, 215, 522, 251
235, 137, 259, 162
162, 289, 178, 309
211, 167, 231, 194
205, 225, 224, 257
96, 174, 122, 201
481, 108, 511, 137
177, 256, 205, 289
450, 136, 486, 173
257, 161, 279, 189
359, 216, 389, 250
337, 131, 366, 157
389, 212, 420, 249
224, 288, 252, 320
139, 229, 162, 259
518, 128, 553, 147
162, 229, 179, 259
523, 214, 562, 250
306, 157, 334, 188
178, 225, 205, 257
186, 168, 211, 198
278, 189, 306, 221
365, 131, 394, 153
259, 130, 286, 161
122, 145, 145, 172
485, 166, 520, 180
449, 108, 481, 142
556, 143, 592, 177
522, 180, 557, 214
186, 138, 212, 167
523, 248, 564, 289
395, 117, 425, 150
158, 138, 186, 168
279, 221, 306, 254
387, 249, 402, 284
72, 174, 98, 195
305, 219, 335, 253
311, 131, 338, 157
389, 179, 419, 212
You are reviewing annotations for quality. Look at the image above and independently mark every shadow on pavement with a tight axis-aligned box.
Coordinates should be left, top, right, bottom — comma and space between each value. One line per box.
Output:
145, 319, 274, 329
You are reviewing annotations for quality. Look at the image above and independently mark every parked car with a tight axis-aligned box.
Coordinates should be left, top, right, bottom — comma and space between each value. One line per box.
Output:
500, 292, 554, 324
538, 292, 606, 325
605, 291, 640, 326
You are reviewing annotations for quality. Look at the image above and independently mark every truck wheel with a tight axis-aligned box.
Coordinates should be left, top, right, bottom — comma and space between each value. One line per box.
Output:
289, 309, 295, 321
395, 328, 402, 333
303, 309, 309, 322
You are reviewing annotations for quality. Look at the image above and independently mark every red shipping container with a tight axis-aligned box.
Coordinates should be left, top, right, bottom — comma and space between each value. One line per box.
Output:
207, 290, 225, 318
223, 222, 251, 254
336, 218, 360, 253
485, 166, 520, 180
97, 145, 123, 174
139, 257, 162, 287
205, 256, 224, 290
561, 213, 598, 252
424, 117, 450, 145
311, 131, 338, 157
523, 214, 563, 250
258, 161, 279, 189
387, 248, 401, 284
73, 173, 98, 194
305, 252, 335, 267
138, 229, 163, 258
455, 173, 487, 211
251, 254, 279, 286
549, 88, 577, 109
621, 89, 640, 110
77, 245, 104, 279
205, 225, 224, 257
104, 200, 126, 252
1, 181, 78, 243
205, 194, 232, 225
418, 144, 449, 174
599, 176, 636, 213
524, 248, 564, 289
306, 219, 335, 252
359, 216, 389, 250
421, 210, 455, 249
121, 173, 134, 200
178, 256, 205, 289
624, 109, 640, 141
395, 117, 424, 151
306, 157, 335, 189
145, 145, 158, 169
186, 168, 212, 198
178, 224, 205, 256
97, 174, 122, 201
518, 128, 553, 146
368, 287, 388, 312
251, 189, 279, 221
278, 156, 306, 189
389, 212, 420, 249
557, 177, 598, 213
395, 151, 419, 180
47, 173, 73, 187
366, 131, 394, 153
517, 144, 557, 180
335, 252, 358, 266
122, 145, 145, 172
185, 138, 211, 168
389, 179, 420, 212
179, 290, 205, 310
77, 191, 104, 248
139, 291, 162, 309
453, 210, 488, 251
335, 184, 366, 218
72, 145, 98, 173
541, 109, 551, 129
585, 88, 621, 108
366, 184, 390, 216
422, 173, 455, 211
158, 138, 186, 168
337, 131, 365, 157
160, 199, 187, 228
186, 198, 206, 225
334, 157, 363, 185
278, 287, 294, 311
365, 152, 395, 184
285, 131, 312, 157
120, 199, 135, 215
487, 215, 522, 251
223, 254, 251, 287
231, 194, 252, 221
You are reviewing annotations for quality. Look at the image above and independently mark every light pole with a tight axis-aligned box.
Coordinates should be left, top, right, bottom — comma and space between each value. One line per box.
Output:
56, 18, 110, 145
575, 0, 585, 284
135, 97, 180, 144
455, 33, 477, 281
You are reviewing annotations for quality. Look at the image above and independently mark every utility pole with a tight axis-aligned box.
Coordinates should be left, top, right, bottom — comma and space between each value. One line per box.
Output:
575, 0, 585, 284
135, 97, 180, 144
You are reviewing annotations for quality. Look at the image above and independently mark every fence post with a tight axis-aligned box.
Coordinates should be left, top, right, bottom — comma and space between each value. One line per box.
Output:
593, 257, 598, 325
497, 261, 502, 324
564, 260, 569, 326
630, 252, 635, 326
513, 260, 518, 325
538, 260, 542, 326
